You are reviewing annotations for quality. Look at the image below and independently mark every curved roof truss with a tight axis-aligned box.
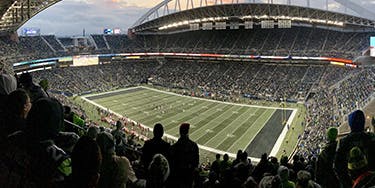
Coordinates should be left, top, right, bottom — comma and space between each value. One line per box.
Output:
132, 0, 375, 29
0, 0, 61, 34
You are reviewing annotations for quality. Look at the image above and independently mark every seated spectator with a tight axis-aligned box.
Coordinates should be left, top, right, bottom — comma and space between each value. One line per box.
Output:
335, 110, 375, 188
69, 136, 102, 188
0, 89, 31, 140
259, 175, 281, 188
315, 127, 339, 188
348, 147, 375, 188
18, 72, 48, 103
210, 154, 221, 175
0, 98, 71, 187
142, 123, 170, 170
146, 154, 170, 188
96, 132, 137, 188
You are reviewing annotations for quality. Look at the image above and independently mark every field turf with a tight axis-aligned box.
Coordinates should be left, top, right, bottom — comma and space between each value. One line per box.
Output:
85, 87, 294, 158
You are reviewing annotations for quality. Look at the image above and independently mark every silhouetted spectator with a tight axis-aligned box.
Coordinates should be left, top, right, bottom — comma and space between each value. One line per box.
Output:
335, 110, 375, 188
169, 123, 199, 188
147, 154, 170, 188
87, 126, 100, 140
232, 150, 243, 167
18, 72, 48, 103
347, 147, 375, 188
69, 136, 102, 188
0, 98, 71, 187
111, 120, 127, 156
0, 89, 30, 141
252, 153, 273, 182
296, 171, 321, 188
0, 73, 17, 113
97, 132, 137, 188
142, 123, 170, 170
210, 154, 221, 175
315, 127, 339, 188
278, 166, 295, 188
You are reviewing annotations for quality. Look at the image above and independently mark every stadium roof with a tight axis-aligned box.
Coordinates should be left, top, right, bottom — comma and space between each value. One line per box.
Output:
131, 1, 375, 34
0, 0, 60, 34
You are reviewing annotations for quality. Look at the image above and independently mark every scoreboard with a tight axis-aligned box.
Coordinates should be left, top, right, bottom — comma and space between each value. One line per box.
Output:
371, 36, 375, 57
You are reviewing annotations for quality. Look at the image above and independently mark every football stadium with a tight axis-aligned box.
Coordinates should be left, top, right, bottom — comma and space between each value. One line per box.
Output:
1, 0, 375, 187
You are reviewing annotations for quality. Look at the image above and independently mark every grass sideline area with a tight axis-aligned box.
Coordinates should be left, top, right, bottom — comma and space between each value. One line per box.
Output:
70, 86, 305, 161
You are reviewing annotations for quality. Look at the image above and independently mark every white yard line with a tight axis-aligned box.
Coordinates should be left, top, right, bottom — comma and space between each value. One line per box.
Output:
270, 108, 298, 157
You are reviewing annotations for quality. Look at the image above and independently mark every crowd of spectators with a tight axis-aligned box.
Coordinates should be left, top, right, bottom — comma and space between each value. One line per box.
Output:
0, 26, 373, 74
1, 70, 374, 187
1, 26, 375, 187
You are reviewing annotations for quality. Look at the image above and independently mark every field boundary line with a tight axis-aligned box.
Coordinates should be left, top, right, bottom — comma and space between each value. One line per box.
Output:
270, 108, 298, 156
140, 86, 297, 110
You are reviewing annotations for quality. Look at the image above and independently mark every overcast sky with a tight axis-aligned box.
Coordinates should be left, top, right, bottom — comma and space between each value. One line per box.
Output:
18, 0, 375, 36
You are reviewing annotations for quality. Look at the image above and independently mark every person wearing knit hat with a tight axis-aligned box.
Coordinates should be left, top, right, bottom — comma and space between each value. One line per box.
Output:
335, 110, 375, 188
169, 123, 199, 188
326, 127, 338, 142
97, 132, 138, 188
316, 127, 340, 188
348, 147, 375, 188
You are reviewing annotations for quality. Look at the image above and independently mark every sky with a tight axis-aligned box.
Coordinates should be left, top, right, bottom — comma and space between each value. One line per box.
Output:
18, 0, 375, 36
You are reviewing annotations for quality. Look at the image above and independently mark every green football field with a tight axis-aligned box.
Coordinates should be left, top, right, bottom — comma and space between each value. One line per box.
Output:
83, 86, 296, 159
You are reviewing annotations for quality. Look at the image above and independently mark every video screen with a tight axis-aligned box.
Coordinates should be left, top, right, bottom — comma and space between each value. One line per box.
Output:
73, 55, 99, 66
104, 28, 113, 34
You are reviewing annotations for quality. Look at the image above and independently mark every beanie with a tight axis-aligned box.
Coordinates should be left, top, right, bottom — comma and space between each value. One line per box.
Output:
326, 127, 338, 142
348, 146, 368, 171
26, 98, 64, 140
348, 110, 365, 132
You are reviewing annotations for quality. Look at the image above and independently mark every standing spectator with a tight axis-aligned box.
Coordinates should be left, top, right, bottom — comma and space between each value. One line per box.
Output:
315, 127, 339, 188
219, 154, 231, 175
69, 136, 102, 188
142, 123, 170, 170
335, 110, 375, 188
18, 72, 48, 103
169, 123, 199, 188
96, 132, 137, 188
